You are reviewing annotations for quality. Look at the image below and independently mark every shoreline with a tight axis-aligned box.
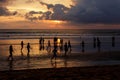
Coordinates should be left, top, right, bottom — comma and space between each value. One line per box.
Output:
0, 64, 120, 80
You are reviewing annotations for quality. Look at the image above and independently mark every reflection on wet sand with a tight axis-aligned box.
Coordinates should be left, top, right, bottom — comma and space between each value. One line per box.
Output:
8, 60, 13, 71
51, 57, 68, 68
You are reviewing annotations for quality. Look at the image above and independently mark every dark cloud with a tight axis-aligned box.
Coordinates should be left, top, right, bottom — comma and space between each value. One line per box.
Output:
0, 7, 17, 16
39, 2, 69, 20
39, 11, 52, 20
25, 11, 42, 21
26, 0, 120, 24
40, 2, 54, 9
0, 7, 11, 16
67, 0, 120, 23
0, 0, 8, 3
26, 2, 69, 21
0, 0, 11, 6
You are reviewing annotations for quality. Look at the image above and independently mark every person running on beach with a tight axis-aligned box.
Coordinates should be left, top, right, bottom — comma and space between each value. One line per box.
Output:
8, 45, 14, 60
27, 43, 31, 58
64, 42, 68, 56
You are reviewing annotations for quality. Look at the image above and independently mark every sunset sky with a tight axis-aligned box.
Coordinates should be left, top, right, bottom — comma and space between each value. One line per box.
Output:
0, 0, 120, 29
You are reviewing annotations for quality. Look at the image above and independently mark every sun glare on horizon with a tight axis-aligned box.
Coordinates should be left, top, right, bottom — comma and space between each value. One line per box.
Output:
53, 20, 62, 24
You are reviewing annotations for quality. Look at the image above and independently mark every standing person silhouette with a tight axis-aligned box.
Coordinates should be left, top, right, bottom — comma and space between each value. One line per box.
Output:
54, 37, 58, 48
93, 37, 96, 48
81, 41, 85, 53
68, 40, 72, 53
47, 40, 51, 53
112, 36, 115, 47
42, 37, 45, 50
8, 45, 14, 60
21, 41, 24, 56
27, 43, 31, 58
51, 47, 57, 60
21, 41, 24, 51
39, 37, 42, 50
64, 42, 68, 56
97, 37, 101, 52
60, 38, 63, 51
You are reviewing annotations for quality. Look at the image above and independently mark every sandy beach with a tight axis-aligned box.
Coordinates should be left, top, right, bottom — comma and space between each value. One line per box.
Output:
0, 65, 120, 80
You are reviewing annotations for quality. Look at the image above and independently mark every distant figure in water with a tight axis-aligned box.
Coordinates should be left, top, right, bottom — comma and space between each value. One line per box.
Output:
68, 40, 72, 53
97, 37, 101, 52
47, 40, 51, 53
8, 45, 14, 60
64, 42, 68, 56
27, 43, 31, 58
81, 41, 85, 53
39, 37, 42, 50
21, 41, 24, 56
54, 36, 58, 49
112, 36, 115, 47
21, 41, 24, 51
93, 37, 96, 48
42, 37, 45, 50
51, 47, 57, 60
39, 37, 45, 50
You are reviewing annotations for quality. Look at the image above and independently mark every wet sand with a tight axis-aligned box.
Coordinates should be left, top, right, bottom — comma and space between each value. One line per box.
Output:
0, 65, 120, 80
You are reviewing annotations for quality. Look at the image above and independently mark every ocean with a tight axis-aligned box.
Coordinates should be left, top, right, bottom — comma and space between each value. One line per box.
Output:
0, 29, 120, 71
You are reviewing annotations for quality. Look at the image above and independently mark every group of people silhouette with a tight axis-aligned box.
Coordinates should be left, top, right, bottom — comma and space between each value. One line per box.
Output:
7, 37, 72, 61
50, 37, 72, 60
81, 36, 116, 53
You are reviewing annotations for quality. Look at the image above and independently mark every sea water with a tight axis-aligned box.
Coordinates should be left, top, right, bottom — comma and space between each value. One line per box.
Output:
0, 29, 120, 71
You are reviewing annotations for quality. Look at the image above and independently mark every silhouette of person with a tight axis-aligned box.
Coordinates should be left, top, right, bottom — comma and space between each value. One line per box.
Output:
68, 40, 72, 53
8, 45, 14, 60
60, 38, 63, 51
54, 37, 58, 48
21, 41, 24, 51
21, 41, 24, 56
47, 40, 51, 53
51, 47, 57, 60
81, 41, 85, 53
112, 36, 115, 47
93, 37, 96, 48
27, 43, 31, 58
97, 37, 101, 52
64, 42, 68, 56
42, 37, 45, 50
39, 37, 42, 50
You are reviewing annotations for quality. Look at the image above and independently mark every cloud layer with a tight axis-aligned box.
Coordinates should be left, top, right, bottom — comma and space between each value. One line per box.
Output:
1, 0, 120, 24
0, 0, 17, 16
68, 0, 120, 23
26, 0, 120, 24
